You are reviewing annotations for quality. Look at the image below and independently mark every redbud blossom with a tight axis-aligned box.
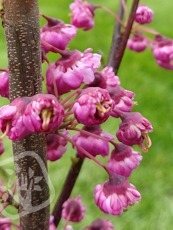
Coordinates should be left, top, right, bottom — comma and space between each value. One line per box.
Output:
49, 216, 56, 230
107, 143, 142, 177
41, 18, 77, 52
151, 35, 173, 70
62, 196, 86, 222
127, 34, 149, 52
46, 130, 68, 161
110, 86, 135, 118
0, 72, 9, 98
23, 94, 64, 133
91, 66, 120, 93
116, 112, 153, 151
46, 49, 101, 95
94, 174, 141, 216
0, 98, 31, 141
85, 218, 115, 230
72, 126, 114, 158
74, 87, 113, 126
135, 4, 153, 24
70, 0, 95, 30
0, 217, 12, 230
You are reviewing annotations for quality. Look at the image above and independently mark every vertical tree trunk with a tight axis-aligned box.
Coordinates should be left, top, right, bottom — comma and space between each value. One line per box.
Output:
3, 1, 49, 229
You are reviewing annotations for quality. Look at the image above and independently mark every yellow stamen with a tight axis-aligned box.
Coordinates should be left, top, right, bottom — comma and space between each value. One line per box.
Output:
41, 109, 53, 131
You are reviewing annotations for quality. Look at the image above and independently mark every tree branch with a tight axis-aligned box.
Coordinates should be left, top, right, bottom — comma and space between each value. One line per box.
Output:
3, 1, 49, 229
109, 0, 139, 74
52, 155, 84, 227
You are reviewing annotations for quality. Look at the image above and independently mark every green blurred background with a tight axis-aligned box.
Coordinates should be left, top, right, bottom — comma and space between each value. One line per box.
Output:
0, 0, 173, 229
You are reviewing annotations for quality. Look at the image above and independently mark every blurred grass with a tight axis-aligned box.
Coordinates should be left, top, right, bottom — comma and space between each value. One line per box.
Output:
1, 0, 173, 229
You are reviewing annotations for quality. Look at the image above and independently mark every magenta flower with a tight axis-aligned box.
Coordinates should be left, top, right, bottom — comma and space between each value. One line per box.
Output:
91, 66, 120, 93
74, 87, 113, 126
151, 35, 173, 70
46, 130, 68, 161
107, 143, 142, 177
127, 34, 149, 52
94, 174, 141, 216
70, 0, 95, 30
116, 112, 153, 151
85, 218, 115, 230
0, 217, 12, 230
41, 17, 77, 52
23, 94, 64, 133
49, 216, 56, 230
0, 140, 4, 156
110, 86, 135, 118
135, 4, 153, 24
64, 225, 73, 230
0, 98, 31, 141
62, 196, 86, 222
0, 71, 9, 98
46, 49, 101, 95
72, 126, 114, 158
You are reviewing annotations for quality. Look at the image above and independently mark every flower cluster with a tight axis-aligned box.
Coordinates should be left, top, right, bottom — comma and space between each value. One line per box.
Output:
0, 0, 156, 228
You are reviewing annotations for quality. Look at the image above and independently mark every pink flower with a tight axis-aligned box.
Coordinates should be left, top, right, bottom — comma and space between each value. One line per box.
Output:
94, 174, 141, 216
127, 34, 149, 52
116, 112, 153, 151
151, 35, 173, 70
46, 49, 101, 95
46, 130, 68, 161
0, 71, 9, 98
85, 218, 115, 230
0, 98, 31, 141
0, 217, 12, 230
107, 143, 142, 177
72, 126, 114, 158
0, 140, 4, 156
110, 86, 135, 118
70, 0, 95, 30
23, 94, 64, 133
62, 196, 86, 222
74, 87, 113, 126
135, 4, 153, 24
41, 16, 77, 52
49, 216, 56, 230
90, 66, 120, 93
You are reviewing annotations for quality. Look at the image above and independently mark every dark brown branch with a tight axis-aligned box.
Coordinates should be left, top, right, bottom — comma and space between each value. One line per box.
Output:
3, 1, 49, 229
52, 155, 84, 227
109, 0, 139, 74
108, 0, 126, 69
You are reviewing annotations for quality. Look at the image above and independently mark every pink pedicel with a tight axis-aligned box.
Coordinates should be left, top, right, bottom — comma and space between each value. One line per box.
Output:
74, 87, 113, 126
94, 173, 141, 216
70, 0, 95, 30
107, 143, 142, 177
62, 196, 86, 222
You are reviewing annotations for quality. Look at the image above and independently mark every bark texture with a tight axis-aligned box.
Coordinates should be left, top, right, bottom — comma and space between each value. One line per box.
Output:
3, 1, 49, 229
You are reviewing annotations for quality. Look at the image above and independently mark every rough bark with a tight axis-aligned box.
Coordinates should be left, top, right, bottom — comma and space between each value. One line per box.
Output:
3, 1, 49, 229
